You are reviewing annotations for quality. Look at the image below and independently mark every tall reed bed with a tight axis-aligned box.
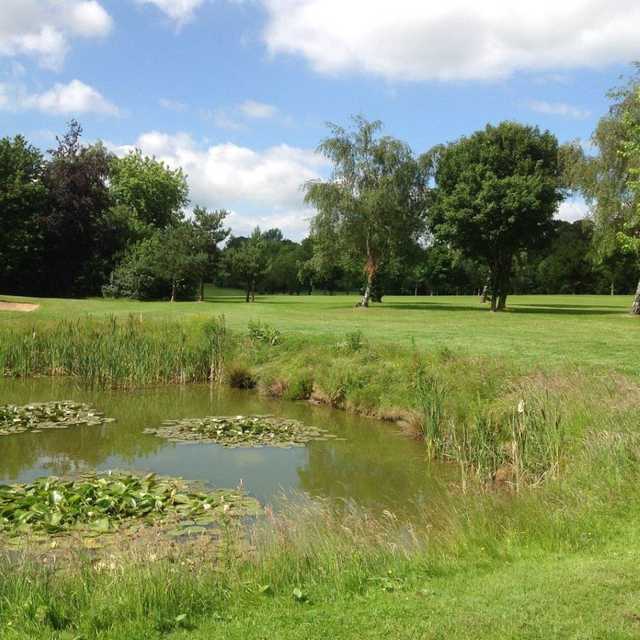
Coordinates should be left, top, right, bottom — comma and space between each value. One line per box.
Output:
0, 315, 229, 388
413, 362, 569, 488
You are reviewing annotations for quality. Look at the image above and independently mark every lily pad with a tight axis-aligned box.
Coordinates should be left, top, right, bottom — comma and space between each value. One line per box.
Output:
0, 401, 115, 436
0, 472, 260, 540
143, 414, 340, 448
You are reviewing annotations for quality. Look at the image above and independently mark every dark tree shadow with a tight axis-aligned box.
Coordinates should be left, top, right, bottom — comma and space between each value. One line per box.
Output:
376, 300, 627, 316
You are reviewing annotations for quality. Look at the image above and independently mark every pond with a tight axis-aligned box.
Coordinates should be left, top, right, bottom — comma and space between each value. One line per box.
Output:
0, 379, 451, 515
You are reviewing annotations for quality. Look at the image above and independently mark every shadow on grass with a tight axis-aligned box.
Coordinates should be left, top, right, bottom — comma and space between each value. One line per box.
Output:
513, 302, 627, 310
380, 301, 626, 316
202, 294, 630, 316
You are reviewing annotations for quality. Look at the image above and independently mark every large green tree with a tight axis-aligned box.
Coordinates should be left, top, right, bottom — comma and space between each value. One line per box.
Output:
104, 222, 205, 301
225, 228, 269, 302
428, 121, 564, 311
618, 78, 640, 313
305, 116, 427, 307
41, 121, 114, 296
109, 150, 188, 231
0, 135, 46, 293
570, 67, 640, 314
157, 223, 207, 302
191, 206, 230, 301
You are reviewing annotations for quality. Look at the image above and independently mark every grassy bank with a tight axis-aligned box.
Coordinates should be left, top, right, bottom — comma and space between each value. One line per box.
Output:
1, 289, 639, 372
1, 291, 640, 638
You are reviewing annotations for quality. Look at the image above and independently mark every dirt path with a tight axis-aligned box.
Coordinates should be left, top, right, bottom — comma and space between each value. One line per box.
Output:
0, 301, 40, 312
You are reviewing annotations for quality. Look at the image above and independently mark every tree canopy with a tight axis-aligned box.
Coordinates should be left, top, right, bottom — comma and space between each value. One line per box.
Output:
305, 116, 427, 306
428, 121, 565, 311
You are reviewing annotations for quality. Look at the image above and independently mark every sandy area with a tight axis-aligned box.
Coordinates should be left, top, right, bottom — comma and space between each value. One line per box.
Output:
0, 301, 40, 312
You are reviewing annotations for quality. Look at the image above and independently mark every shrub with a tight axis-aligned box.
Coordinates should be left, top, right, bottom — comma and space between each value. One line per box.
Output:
335, 330, 364, 353
228, 365, 257, 389
284, 371, 314, 400
247, 321, 282, 346
103, 235, 198, 301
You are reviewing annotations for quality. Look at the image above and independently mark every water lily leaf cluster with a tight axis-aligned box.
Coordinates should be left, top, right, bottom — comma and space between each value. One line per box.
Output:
0, 472, 259, 538
144, 415, 338, 447
0, 401, 115, 436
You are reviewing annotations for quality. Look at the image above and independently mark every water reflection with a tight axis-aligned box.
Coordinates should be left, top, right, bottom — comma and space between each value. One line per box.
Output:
0, 379, 448, 514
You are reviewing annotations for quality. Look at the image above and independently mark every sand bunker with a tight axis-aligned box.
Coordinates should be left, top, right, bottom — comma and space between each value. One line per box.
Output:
0, 301, 39, 312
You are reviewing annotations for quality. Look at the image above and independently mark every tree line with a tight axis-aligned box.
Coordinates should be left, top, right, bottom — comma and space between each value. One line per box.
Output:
1, 66, 639, 312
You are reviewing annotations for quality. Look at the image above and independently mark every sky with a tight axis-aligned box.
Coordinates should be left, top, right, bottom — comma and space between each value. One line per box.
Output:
2, 0, 640, 239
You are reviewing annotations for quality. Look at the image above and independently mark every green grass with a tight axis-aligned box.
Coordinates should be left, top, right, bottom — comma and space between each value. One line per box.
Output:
3, 549, 640, 639
2, 288, 640, 638
2, 288, 638, 373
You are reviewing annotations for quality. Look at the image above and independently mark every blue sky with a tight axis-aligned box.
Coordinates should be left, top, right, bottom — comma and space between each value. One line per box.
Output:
2, 0, 639, 238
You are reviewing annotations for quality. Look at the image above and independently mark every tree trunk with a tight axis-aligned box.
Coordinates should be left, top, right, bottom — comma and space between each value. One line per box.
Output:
489, 260, 511, 312
358, 252, 376, 307
245, 287, 250, 303
170, 281, 176, 303
480, 275, 490, 303
632, 278, 640, 315
198, 279, 204, 302
489, 270, 499, 312
360, 276, 372, 307
250, 278, 256, 302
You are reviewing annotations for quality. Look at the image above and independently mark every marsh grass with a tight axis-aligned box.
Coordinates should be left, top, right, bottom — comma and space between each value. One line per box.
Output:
0, 315, 228, 388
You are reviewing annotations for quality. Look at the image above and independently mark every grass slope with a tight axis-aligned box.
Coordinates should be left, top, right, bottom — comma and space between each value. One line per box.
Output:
1, 289, 638, 373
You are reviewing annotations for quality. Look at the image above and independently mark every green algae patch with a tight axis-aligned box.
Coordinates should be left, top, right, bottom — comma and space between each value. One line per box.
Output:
0, 472, 260, 544
144, 415, 339, 448
0, 401, 114, 436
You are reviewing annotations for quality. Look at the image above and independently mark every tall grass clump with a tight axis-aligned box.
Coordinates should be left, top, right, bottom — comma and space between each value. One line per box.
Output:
0, 315, 231, 388
449, 389, 567, 488
203, 314, 228, 382
414, 364, 446, 457
410, 357, 571, 488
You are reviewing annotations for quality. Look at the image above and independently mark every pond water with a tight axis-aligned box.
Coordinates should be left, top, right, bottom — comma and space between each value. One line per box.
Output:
0, 379, 451, 515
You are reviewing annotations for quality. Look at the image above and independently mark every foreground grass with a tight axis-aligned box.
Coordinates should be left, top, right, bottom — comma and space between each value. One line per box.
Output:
3, 549, 639, 639
2, 289, 640, 638
1, 289, 638, 373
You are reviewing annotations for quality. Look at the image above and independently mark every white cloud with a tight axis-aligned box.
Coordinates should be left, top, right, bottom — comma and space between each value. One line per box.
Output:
0, 79, 120, 116
261, 0, 640, 81
202, 100, 282, 130
136, 0, 206, 27
240, 100, 278, 119
69, 1, 113, 37
202, 107, 247, 131
557, 199, 590, 223
0, 1, 112, 70
527, 100, 590, 120
159, 98, 188, 112
108, 131, 327, 238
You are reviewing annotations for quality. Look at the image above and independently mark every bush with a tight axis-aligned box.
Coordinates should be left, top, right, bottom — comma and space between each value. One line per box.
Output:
247, 321, 282, 346
336, 330, 364, 353
284, 371, 314, 400
228, 365, 257, 389
102, 235, 198, 301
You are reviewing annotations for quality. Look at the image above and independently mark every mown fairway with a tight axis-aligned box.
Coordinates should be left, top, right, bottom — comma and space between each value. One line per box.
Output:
2, 289, 638, 373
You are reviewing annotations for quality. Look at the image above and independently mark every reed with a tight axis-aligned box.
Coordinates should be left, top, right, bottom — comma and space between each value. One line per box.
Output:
0, 315, 227, 388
